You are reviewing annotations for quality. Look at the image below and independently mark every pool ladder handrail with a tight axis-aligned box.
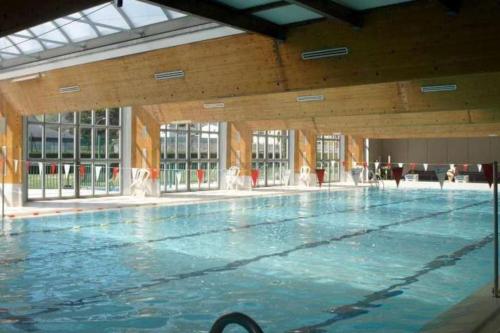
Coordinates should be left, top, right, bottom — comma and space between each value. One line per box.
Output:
210, 312, 264, 333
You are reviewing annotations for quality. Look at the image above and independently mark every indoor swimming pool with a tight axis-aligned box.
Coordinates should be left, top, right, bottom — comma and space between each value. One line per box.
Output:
0, 188, 495, 332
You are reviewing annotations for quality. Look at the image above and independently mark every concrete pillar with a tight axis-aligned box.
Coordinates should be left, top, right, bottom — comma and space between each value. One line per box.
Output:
344, 135, 366, 183
227, 121, 252, 189
0, 98, 23, 206
294, 129, 317, 186
131, 107, 161, 196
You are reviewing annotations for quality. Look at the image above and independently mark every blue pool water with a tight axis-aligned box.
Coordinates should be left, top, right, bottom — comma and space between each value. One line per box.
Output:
0, 188, 496, 332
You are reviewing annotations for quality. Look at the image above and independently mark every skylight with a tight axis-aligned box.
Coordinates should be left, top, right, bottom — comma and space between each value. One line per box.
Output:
0, 0, 187, 67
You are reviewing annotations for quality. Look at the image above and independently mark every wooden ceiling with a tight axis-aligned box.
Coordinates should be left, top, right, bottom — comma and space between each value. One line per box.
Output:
1, 0, 499, 139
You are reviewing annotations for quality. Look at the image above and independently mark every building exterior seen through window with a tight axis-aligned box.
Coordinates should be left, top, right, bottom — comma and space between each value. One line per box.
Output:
160, 123, 220, 192
26, 108, 121, 199
316, 134, 341, 183
252, 130, 289, 186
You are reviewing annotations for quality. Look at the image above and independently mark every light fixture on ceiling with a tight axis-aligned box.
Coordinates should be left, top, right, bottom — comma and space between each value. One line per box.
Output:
59, 85, 80, 94
301, 47, 349, 60
203, 102, 225, 109
296, 95, 325, 102
488, 134, 498, 137
171, 120, 192, 124
420, 84, 457, 93
154, 70, 185, 81
11, 73, 42, 83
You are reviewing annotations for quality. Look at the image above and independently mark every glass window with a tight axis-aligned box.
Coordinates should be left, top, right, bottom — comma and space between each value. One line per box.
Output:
61, 112, 75, 124
108, 129, 120, 159
28, 124, 43, 158
61, 127, 75, 159
80, 128, 92, 159
252, 130, 290, 187
45, 113, 59, 123
316, 135, 341, 183
108, 108, 120, 126
95, 109, 106, 126
80, 111, 92, 124
95, 128, 106, 159
45, 125, 59, 158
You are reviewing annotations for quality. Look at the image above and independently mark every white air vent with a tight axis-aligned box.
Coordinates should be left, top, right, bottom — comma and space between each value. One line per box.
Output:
11, 73, 41, 83
59, 85, 80, 94
171, 120, 192, 124
420, 84, 457, 93
301, 47, 349, 60
154, 70, 185, 81
296, 95, 324, 102
203, 102, 225, 109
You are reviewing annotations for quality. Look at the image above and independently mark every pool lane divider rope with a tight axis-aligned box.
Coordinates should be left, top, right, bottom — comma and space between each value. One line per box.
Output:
25, 200, 487, 312
0, 195, 432, 266
287, 231, 494, 333
0, 190, 384, 238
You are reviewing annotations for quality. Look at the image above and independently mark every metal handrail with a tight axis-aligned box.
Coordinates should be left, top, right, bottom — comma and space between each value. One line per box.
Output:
209, 312, 264, 333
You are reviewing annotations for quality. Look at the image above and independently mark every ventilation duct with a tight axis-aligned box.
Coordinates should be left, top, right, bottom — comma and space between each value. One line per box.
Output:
59, 85, 80, 94
301, 47, 349, 60
203, 103, 225, 109
154, 70, 185, 81
296, 95, 324, 102
420, 84, 457, 93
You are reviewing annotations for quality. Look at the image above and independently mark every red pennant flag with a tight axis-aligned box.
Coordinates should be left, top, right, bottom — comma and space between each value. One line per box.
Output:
363, 162, 368, 169
251, 169, 260, 188
410, 163, 416, 171
50, 163, 57, 175
112, 167, 119, 178
482, 163, 494, 188
315, 169, 325, 187
392, 167, 403, 187
387, 162, 392, 168
79, 165, 86, 177
150, 168, 158, 181
463, 164, 469, 172
26, 161, 31, 172
342, 160, 346, 167
196, 169, 205, 184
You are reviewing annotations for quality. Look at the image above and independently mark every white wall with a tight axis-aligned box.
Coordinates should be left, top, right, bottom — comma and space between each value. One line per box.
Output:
370, 137, 500, 164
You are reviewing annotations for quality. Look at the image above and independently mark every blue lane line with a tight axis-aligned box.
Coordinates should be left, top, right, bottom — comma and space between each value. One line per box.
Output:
0, 196, 427, 266
48, 200, 486, 308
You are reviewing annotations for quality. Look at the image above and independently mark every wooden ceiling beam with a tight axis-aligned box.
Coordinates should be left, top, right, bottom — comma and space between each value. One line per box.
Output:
147, 0, 287, 40
439, 0, 462, 15
241, 1, 290, 14
286, 0, 362, 27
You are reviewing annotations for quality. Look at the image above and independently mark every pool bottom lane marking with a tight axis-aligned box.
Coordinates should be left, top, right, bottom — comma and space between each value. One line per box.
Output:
0, 196, 430, 266
286, 233, 494, 333
50, 200, 487, 308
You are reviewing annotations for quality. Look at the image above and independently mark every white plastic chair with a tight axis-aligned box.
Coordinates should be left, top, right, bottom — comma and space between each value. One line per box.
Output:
130, 168, 151, 197
351, 167, 364, 186
226, 166, 240, 190
299, 166, 311, 187
282, 169, 291, 186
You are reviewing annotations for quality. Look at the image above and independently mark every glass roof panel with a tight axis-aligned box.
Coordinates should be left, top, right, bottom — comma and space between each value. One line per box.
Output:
29, 22, 68, 43
121, 0, 172, 27
55, 18, 99, 43
254, 4, 323, 25
83, 4, 130, 30
331, 0, 414, 10
9, 34, 44, 54
214, 0, 278, 10
0, 37, 21, 55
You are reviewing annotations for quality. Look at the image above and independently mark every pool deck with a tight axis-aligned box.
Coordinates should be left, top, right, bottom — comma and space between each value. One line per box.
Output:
2, 180, 494, 220
420, 281, 500, 333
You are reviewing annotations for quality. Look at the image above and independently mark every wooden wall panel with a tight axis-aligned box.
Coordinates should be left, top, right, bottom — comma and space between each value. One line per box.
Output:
294, 129, 316, 173
131, 107, 160, 170
0, 97, 23, 184
2, 0, 500, 117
